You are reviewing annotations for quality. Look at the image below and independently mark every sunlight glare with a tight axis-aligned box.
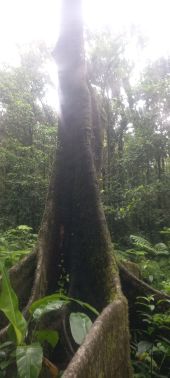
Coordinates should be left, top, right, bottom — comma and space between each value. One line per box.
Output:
83, 0, 170, 60
0, 0, 170, 109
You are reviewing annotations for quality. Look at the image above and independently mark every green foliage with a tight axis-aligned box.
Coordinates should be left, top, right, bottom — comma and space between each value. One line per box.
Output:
0, 262, 27, 345
118, 234, 170, 292
130, 235, 169, 257
88, 32, 170, 243
160, 227, 170, 250
0, 341, 15, 375
16, 344, 43, 378
30, 293, 99, 319
160, 227, 170, 236
0, 225, 37, 268
1, 32, 169, 248
69, 312, 92, 345
161, 280, 170, 295
30, 296, 69, 320
0, 264, 98, 377
131, 295, 170, 377
130, 235, 157, 255
0, 264, 54, 377
34, 330, 59, 348
140, 260, 164, 285
0, 45, 57, 231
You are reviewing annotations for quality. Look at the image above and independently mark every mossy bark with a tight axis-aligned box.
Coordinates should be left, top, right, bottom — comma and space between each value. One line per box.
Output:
63, 297, 132, 378
52, 0, 118, 310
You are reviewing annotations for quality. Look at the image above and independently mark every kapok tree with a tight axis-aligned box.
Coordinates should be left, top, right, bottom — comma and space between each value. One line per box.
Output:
1, 0, 169, 376
23, 0, 121, 313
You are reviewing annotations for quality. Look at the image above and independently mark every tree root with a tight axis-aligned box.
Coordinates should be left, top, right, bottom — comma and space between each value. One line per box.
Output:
119, 263, 170, 303
118, 262, 170, 333
62, 296, 132, 378
56, 270, 170, 376
9, 250, 37, 306
1, 256, 169, 314
1, 256, 169, 342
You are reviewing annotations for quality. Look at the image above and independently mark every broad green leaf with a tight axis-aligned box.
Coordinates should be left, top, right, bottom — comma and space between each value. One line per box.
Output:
137, 340, 152, 354
30, 300, 68, 320
35, 329, 59, 348
30, 293, 99, 319
69, 312, 92, 345
7, 323, 18, 343
0, 262, 27, 345
30, 293, 70, 316
16, 344, 43, 378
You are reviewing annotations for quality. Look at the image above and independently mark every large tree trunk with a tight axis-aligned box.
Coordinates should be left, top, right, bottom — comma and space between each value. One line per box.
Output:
1, 0, 132, 375
52, 0, 119, 310
0, 2, 169, 375
17, 0, 118, 313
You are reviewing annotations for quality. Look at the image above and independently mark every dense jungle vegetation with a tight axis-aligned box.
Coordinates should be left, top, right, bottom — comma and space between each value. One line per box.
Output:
0, 26, 170, 377
0, 33, 170, 260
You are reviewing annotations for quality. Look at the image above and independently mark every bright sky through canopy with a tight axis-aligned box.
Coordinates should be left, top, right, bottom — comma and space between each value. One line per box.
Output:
0, 0, 170, 63
0, 0, 170, 109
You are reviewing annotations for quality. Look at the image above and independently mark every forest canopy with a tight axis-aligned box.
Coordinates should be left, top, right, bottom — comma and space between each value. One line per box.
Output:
0, 32, 169, 242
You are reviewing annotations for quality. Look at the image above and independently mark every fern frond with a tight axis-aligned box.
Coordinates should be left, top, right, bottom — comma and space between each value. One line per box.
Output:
130, 235, 156, 254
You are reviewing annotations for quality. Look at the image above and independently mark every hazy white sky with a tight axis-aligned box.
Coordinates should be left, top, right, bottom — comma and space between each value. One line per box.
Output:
0, 0, 170, 109
1, 0, 170, 64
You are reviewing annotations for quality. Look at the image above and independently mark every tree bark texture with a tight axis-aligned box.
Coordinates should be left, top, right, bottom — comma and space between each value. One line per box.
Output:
52, 0, 119, 310
63, 296, 132, 378
11, 0, 119, 314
